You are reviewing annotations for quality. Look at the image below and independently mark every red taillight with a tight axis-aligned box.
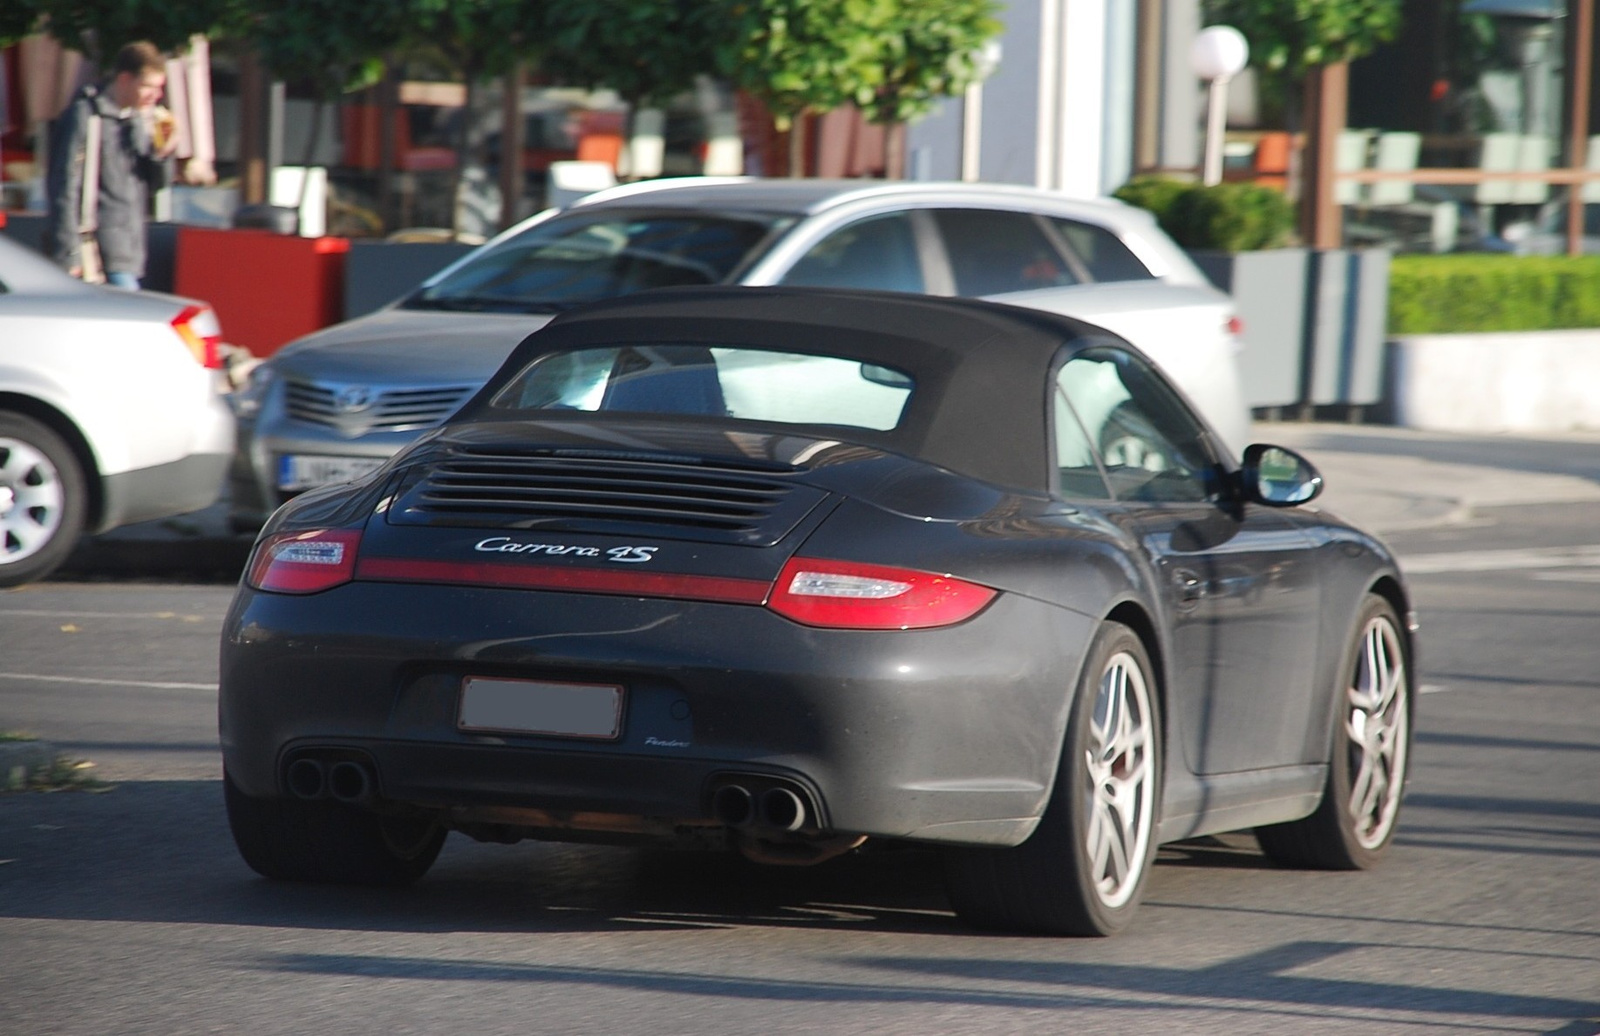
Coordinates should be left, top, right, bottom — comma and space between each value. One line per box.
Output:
171, 304, 223, 369
247, 529, 362, 594
1226, 314, 1245, 337
765, 557, 997, 630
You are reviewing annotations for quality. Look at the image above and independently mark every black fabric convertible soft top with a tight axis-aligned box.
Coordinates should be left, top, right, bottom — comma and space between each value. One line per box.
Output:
461, 286, 1117, 492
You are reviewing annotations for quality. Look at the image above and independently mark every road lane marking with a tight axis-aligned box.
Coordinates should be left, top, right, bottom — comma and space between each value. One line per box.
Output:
1419, 684, 1449, 694
0, 609, 213, 621
0, 672, 217, 691
1400, 544, 1600, 575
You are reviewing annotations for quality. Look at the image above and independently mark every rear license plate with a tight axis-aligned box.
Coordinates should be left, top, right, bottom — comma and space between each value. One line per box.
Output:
457, 677, 624, 740
277, 454, 385, 491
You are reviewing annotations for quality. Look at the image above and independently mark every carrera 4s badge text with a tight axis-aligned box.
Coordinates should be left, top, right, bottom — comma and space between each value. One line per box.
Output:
474, 537, 660, 564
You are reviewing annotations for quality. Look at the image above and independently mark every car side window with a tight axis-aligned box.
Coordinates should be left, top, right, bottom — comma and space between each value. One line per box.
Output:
933, 209, 1079, 296
1052, 380, 1113, 500
1048, 219, 1155, 282
778, 213, 925, 293
1058, 348, 1218, 503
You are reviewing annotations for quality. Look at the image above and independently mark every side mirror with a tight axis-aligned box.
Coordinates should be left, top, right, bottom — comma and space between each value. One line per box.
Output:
1240, 443, 1323, 506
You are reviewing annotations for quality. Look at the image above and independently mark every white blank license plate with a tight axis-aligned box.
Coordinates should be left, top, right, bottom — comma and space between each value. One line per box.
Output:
277, 454, 385, 491
457, 677, 624, 740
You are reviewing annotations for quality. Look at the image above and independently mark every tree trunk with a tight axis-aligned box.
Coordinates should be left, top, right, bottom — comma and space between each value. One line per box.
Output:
787, 115, 807, 177
377, 71, 399, 234
498, 63, 525, 230
1301, 62, 1348, 249
884, 121, 906, 179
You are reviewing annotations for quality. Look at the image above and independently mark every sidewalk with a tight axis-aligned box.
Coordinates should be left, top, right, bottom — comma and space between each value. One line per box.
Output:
64, 422, 1600, 578
1255, 422, 1600, 533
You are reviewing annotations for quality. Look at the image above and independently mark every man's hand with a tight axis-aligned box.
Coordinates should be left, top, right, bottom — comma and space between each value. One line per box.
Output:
148, 106, 179, 159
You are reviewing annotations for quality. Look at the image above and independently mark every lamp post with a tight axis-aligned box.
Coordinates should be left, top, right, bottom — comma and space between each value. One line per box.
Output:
961, 41, 1003, 183
1191, 26, 1249, 185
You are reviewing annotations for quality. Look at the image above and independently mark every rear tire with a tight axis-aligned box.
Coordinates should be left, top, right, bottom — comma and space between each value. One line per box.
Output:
0, 413, 87, 588
944, 621, 1161, 935
1256, 594, 1412, 869
223, 769, 445, 886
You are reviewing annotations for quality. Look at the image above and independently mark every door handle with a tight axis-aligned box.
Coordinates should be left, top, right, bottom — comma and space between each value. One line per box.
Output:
1173, 568, 1205, 605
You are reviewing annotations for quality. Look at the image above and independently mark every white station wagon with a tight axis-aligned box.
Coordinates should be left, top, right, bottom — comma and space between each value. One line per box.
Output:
229, 178, 1248, 527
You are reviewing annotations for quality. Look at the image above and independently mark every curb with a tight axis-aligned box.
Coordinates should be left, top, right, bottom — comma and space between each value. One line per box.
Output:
61, 535, 254, 583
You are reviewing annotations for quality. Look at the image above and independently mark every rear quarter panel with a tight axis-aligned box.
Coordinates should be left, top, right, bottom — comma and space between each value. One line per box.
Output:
0, 303, 219, 476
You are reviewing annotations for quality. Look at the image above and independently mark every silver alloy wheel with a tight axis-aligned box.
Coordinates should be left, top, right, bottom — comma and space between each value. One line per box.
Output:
1346, 614, 1409, 850
0, 436, 66, 565
1084, 650, 1157, 909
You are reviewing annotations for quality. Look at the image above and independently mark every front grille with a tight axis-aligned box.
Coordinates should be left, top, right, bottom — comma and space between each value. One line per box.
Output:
284, 379, 475, 435
386, 448, 829, 546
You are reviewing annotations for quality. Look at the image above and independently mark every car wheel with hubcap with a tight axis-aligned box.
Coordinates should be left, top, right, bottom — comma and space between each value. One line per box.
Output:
224, 769, 446, 886
1256, 593, 1411, 869
944, 620, 1161, 935
0, 413, 86, 588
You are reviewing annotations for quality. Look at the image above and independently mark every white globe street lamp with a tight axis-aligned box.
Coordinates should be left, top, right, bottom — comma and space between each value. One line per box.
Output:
1191, 26, 1250, 186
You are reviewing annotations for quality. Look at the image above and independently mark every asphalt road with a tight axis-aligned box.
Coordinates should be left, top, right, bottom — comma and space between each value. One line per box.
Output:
1, 457, 1598, 1033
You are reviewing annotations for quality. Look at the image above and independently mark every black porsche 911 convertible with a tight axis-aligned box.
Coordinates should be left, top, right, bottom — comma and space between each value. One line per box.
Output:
219, 286, 1414, 936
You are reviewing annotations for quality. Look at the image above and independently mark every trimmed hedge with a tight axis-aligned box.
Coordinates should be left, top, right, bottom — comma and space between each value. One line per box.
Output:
1114, 176, 1294, 252
1389, 254, 1600, 334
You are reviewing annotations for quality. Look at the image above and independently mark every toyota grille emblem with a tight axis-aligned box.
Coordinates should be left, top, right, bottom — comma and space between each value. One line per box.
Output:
336, 386, 374, 413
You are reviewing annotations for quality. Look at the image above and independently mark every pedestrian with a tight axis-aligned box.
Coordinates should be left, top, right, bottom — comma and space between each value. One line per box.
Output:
44, 41, 178, 291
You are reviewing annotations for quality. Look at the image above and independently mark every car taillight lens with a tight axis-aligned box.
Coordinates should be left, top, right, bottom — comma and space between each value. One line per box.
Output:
766, 557, 997, 630
247, 529, 362, 594
171, 304, 223, 369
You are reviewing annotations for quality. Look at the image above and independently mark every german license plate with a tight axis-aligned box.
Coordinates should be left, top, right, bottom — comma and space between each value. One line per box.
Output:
277, 454, 385, 491
457, 677, 624, 740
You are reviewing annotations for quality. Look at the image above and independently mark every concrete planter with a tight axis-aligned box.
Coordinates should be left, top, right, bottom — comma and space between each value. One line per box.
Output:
1193, 247, 1391, 412
173, 226, 349, 357
1389, 329, 1600, 433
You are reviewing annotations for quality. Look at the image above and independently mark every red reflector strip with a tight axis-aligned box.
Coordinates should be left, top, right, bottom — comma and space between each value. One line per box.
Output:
355, 557, 771, 605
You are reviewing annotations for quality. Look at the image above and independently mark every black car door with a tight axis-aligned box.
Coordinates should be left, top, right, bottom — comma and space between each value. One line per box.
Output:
1056, 346, 1325, 775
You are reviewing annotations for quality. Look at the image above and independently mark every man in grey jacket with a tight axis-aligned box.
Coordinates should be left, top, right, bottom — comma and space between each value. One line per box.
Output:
45, 41, 177, 290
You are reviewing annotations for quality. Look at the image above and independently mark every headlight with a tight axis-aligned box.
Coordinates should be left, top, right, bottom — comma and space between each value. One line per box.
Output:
230, 363, 276, 419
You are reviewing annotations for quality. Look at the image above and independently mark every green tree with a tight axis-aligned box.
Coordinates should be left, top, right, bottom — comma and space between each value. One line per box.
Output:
539, 0, 732, 108
719, 0, 892, 175
0, 2, 42, 49
30, 0, 232, 65
1201, 0, 1402, 78
236, 0, 406, 100
855, 0, 1001, 178
407, 0, 549, 232
1203, 0, 1401, 244
227, 0, 411, 225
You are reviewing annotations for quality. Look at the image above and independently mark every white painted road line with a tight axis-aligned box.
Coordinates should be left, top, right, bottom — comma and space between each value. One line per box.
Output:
1400, 544, 1600, 575
0, 609, 212, 621
1531, 570, 1600, 582
0, 672, 218, 691
1419, 684, 1450, 694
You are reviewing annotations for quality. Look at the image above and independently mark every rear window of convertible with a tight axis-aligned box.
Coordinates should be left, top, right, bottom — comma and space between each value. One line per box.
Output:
489, 345, 916, 431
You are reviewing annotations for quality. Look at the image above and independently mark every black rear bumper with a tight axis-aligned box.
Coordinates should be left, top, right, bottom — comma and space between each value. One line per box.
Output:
219, 581, 1096, 847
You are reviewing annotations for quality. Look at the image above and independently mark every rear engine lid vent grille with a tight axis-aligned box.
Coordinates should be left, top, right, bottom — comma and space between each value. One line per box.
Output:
385, 448, 830, 546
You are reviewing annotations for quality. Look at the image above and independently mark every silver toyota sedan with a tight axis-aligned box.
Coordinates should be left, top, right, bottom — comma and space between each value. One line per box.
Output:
229, 179, 1248, 529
